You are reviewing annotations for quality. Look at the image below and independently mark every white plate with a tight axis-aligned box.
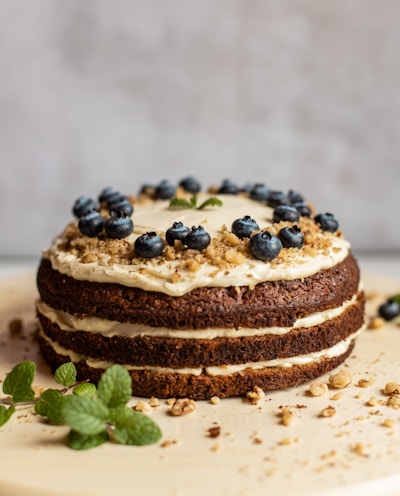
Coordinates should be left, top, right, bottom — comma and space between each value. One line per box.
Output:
1, 272, 400, 496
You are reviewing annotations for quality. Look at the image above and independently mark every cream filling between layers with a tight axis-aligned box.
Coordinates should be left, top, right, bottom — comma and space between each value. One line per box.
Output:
37, 293, 359, 339
38, 327, 362, 377
43, 195, 350, 297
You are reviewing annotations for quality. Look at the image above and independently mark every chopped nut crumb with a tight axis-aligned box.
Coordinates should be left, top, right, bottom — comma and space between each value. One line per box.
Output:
160, 439, 178, 448
330, 392, 343, 401
387, 396, 400, 409
133, 400, 151, 412
149, 397, 160, 408
308, 382, 328, 397
351, 443, 368, 456
320, 406, 336, 418
366, 396, 380, 407
210, 396, 220, 405
357, 378, 374, 388
169, 398, 197, 416
280, 407, 295, 426
368, 317, 385, 330
278, 437, 297, 446
329, 369, 352, 389
246, 386, 265, 404
382, 418, 395, 428
383, 382, 400, 395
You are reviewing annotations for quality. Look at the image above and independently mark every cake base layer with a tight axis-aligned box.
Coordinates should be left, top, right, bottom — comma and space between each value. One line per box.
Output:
37, 331, 355, 400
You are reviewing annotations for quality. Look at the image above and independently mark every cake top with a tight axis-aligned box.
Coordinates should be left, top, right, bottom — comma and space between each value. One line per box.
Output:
43, 178, 350, 296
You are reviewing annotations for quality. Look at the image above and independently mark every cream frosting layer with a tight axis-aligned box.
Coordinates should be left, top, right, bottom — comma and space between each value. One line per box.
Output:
38, 327, 362, 377
37, 294, 359, 339
43, 195, 350, 296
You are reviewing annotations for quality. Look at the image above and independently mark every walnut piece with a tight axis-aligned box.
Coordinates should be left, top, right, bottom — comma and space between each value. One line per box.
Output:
169, 398, 197, 416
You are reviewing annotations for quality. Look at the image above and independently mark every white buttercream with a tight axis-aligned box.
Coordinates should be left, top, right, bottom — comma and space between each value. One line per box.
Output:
37, 294, 359, 339
37, 327, 362, 377
43, 195, 350, 296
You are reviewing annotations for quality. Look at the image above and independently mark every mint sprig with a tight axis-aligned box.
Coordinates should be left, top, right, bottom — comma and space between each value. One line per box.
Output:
169, 194, 222, 210
0, 362, 162, 450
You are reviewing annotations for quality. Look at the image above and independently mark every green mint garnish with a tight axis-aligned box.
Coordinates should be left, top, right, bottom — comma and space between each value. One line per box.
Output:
3, 361, 36, 402
0, 362, 162, 450
390, 294, 400, 304
169, 194, 222, 210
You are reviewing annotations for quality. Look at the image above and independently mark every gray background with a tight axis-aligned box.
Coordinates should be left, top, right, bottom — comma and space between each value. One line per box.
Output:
1, 1, 399, 257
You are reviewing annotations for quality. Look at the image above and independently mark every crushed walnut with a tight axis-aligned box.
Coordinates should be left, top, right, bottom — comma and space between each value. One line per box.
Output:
169, 398, 197, 416
329, 369, 352, 389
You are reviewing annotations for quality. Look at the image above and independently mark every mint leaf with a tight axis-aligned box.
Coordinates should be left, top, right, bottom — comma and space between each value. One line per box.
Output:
62, 396, 109, 435
3, 361, 36, 402
169, 198, 193, 209
0, 405, 15, 427
390, 294, 400, 304
198, 197, 223, 210
96, 365, 131, 409
55, 362, 77, 387
35, 388, 65, 424
73, 383, 97, 398
110, 406, 162, 446
67, 429, 108, 450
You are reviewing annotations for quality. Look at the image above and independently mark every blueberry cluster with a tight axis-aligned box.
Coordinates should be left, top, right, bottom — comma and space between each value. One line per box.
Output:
140, 176, 202, 200
73, 188, 134, 239
165, 222, 211, 251
378, 297, 400, 321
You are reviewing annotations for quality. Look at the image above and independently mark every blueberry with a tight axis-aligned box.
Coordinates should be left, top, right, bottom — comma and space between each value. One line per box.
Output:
185, 226, 211, 250
249, 231, 282, 261
231, 216, 259, 239
165, 221, 191, 246
293, 202, 311, 217
314, 213, 339, 233
105, 191, 125, 206
287, 190, 305, 205
98, 187, 115, 204
104, 211, 133, 239
378, 299, 400, 321
135, 232, 164, 258
109, 199, 134, 217
250, 183, 269, 202
218, 179, 239, 195
72, 196, 98, 218
155, 180, 176, 200
78, 211, 105, 237
179, 176, 201, 193
267, 190, 288, 208
278, 225, 304, 248
273, 205, 300, 223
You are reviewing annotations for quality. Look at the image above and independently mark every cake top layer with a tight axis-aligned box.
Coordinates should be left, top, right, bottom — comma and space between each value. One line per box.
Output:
43, 180, 351, 296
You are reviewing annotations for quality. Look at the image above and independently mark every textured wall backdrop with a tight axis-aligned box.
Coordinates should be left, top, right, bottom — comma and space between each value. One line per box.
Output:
0, 0, 399, 256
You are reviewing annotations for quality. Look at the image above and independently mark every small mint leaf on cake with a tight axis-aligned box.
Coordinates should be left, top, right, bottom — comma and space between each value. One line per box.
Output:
197, 197, 223, 210
169, 194, 222, 210
2, 361, 36, 403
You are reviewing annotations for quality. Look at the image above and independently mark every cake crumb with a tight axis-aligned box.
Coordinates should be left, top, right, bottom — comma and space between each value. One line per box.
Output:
207, 425, 221, 438
329, 369, 352, 389
246, 386, 265, 404
169, 398, 197, 416
161, 439, 178, 448
320, 406, 336, 418
308, 382, 328, 397
8, 318, 23, 336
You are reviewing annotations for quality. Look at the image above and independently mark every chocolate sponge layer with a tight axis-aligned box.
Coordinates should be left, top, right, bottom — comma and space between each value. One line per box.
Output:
37, 253, 361, 330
